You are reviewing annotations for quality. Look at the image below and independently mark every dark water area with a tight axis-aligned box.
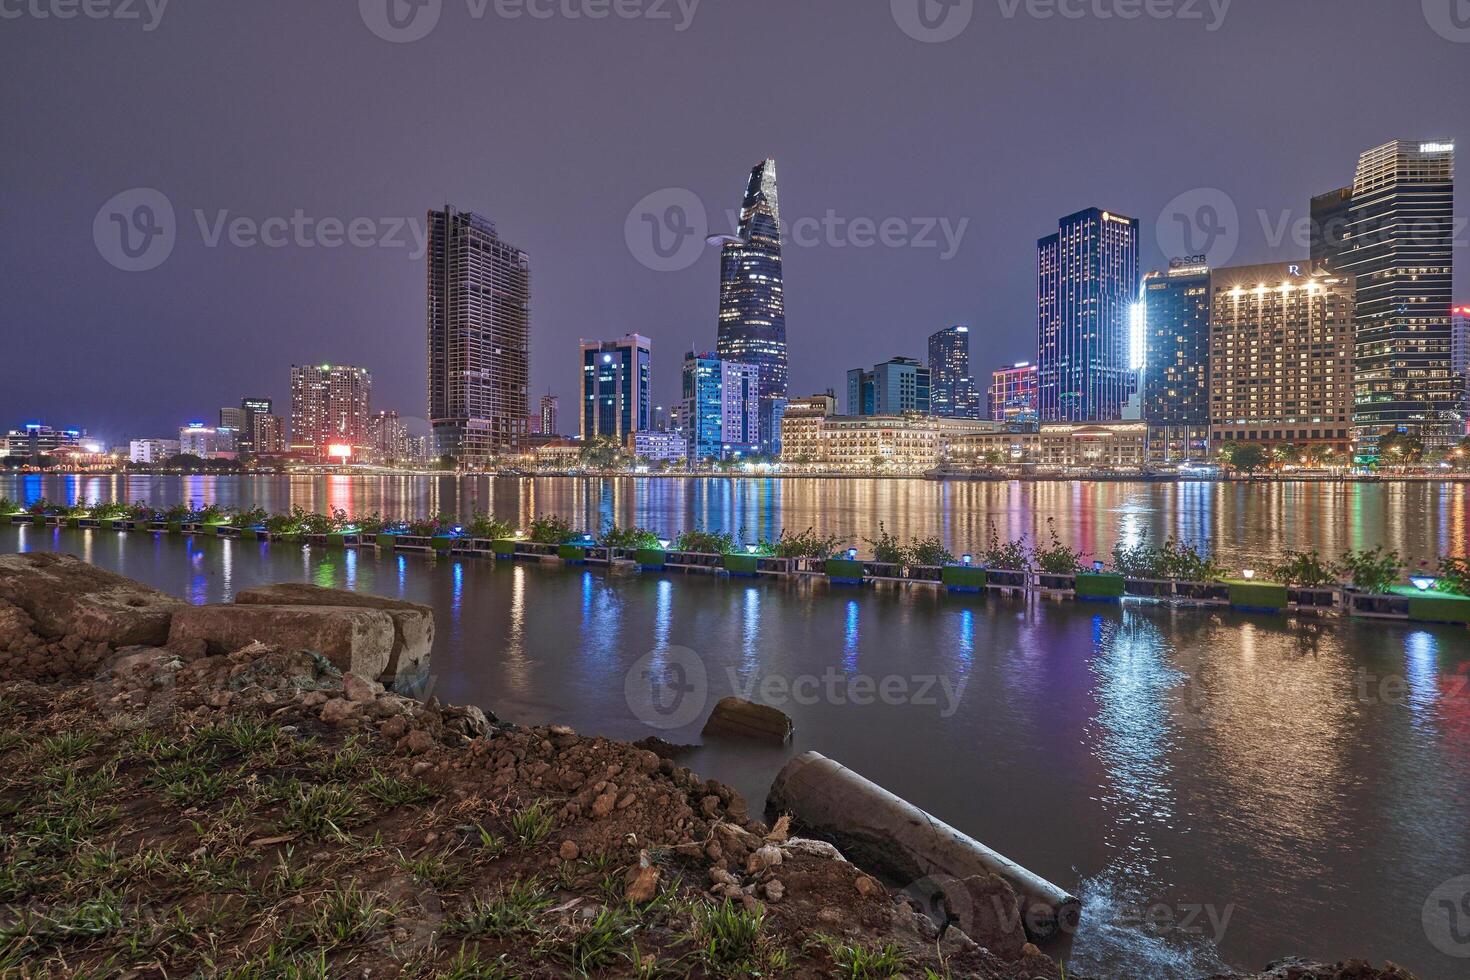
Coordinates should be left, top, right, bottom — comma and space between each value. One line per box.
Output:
4, 521, 1469, 978
4, 472, 1470, 568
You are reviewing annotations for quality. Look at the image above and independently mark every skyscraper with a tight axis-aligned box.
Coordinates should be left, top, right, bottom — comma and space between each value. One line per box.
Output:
846, 357, 932, 416
1310, 187, 1354, 271
988, 362, 1038, 427
253, 413, 286, 455
365, 410, 408, 464
928, 326, 982, 419
1453, 305, 1470, 417
1142, 263, 1212, 460
218, 406, 246, 445
1037, 208, 1140, 422
427, 206, 531, 463
580, 335, 652, 442
682, 352, 760, 462
538, 393, 559, 437
1336, 140, 1457, 454
290, 364, 372, 460
716, 159, 786, 451
240, 397, 272, 454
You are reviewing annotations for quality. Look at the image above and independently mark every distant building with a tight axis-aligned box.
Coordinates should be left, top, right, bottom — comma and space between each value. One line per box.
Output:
253, 414, 286, 455
950, 422, 1150, 471
365, 410, 409, 464
781, 411, 993, 471
179, 423, 235, 459
1338, 140, 1458, 453
1038, 208, 1140, 422
1208, 261, 1354, 456
1454, 305, 1470, 417
1142, 264, 1212, 461
538, 393, 559, 437
290, 364, 372, 460
1310, 186, 1354, 271
631, 430, 687, 464
928, 326, 982, 419
988, 362, 1039, 428
219, 406, 246, 437
847, 357, 931, 416
716, 158, 787, 450
1, 424, 83, 459
240, 397, 273, 454
580, 335, 652, 442
428, 206, 530, 462
129, 438, 180, 464
682, 352, 761, 462
777, 393, 837, 463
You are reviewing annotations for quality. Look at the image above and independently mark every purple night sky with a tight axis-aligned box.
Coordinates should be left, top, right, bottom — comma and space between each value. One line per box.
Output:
2, 0, 1465, 444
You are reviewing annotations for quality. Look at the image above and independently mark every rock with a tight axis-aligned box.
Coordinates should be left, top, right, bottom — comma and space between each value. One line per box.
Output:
380, 715, 409, 739
342, 672, 382, 703
0, 598, 36, 649
631, 735, 695, 759
700, 697, 792, 744
855, 875, 881, 897
319, 698, 358, 725
399, 729, 434, 755
559, 840, 580, 861
747, 844, 783, 874
591, 792, 617, 819
625, 851, 660, 903
763, 879, 784, 902
784, 837, 846, 862
0, 553, 183, 646
167, 605, 395, 679
442, 703, 495, 739
233, 584, 432, 682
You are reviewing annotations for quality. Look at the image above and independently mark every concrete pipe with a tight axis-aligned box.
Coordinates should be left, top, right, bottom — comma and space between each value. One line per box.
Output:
768, 751, 1081, 942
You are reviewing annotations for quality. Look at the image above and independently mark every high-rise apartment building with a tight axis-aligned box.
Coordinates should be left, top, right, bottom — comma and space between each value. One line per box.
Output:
365, 410, 409, 464
1142, 264, 1212, 460
1454, 305, 1470, 416
1037, 208, 1140, 422
846, 357, 931, 416
682, 352, 760, 462
580, 335, 652, 442
1208, 262, 1354, 455
716, 159, 786, 450
239, 397, 273, 454
538, 394, 559, 437
988, 362, 1039, 427
253, 414, 286, 455
1335, 140, 1457, 454
427, 207, 531, 462
1310, 187, 1354, 271
290, 364, 372, 460
928, 326, 982, 419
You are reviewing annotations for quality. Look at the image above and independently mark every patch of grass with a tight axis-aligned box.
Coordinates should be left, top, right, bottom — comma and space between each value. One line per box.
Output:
434, 944, 513, 979
0, 730, 23, 753
508, 800, 555, 847
202, 716, 283, 756
449, 878, 552, 939
814, 936, 908, 978
278, 784, 366, 840
544, 906, 636, 975
470, 823, 505, 857
160, 767, 238, 807
394, 847, 468, 891
310, 737, 368, 780
3, 888, 129, 951
693, 899, 766, 972
265, 848, 311, 897
362, 767, 437, 807
38, 731, 99, 761
305, 881, 395, 947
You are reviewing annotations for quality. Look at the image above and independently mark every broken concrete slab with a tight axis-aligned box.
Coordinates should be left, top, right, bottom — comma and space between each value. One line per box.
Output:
700, 696, 793, 744
232, 583, 432, 681
0, 552, 183, 646
167, 604, 394, 680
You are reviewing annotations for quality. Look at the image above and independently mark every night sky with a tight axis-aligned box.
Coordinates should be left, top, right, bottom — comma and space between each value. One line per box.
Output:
2, 0, 1465, 445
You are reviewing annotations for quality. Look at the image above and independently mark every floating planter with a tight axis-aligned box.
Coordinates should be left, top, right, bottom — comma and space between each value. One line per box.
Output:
634, 547, 666, 571
558, 543, 589, 564
1074, 573, 1126, 601
374, 533, 397, 551
1225, 579, 1289, 613
1392, 585, 1470, 625
722, 553, 761, 576
203, 523, 230, 537
824, 558, 865, 585
491, 539, 518, 559
325, 531, 352, 549
166, 520, 185, 535
431, 535, 457, 554
941, 564, 987, 593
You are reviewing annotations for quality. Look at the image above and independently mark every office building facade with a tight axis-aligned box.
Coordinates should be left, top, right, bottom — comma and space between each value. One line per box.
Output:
928, 325, 982, 419
1037, 208, 1140, 422
988, 362, 1039, 427
428, 206, 531, 462
253, 414, 286, 455
1142, 264, 1212, 460
847, 357, 931, 416
538, 394, 559, 437
682, 352, 760, 463
580, 335, 652, 442
128, 439, 180, 464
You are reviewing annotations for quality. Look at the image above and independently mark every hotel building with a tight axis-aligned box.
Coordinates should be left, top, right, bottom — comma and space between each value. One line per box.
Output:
290, 364, 372, 460
988, 362, 1039, 428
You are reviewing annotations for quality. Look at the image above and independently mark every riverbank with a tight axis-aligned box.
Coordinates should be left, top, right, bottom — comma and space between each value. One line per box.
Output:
0, 553, 1421, 978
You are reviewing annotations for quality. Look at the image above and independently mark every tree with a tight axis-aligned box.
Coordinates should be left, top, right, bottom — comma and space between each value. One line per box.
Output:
578, 437, 625, 471
1376, 431, 1424, 465
1221, 442, 1267, 474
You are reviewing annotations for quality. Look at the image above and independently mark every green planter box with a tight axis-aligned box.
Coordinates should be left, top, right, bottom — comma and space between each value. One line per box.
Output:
376, 533, 397, 551
491, 539, 518, 558
1225, 579, 1288, 612
824, 558, 865, 583
723, 553, 760, 576
204, 524, 228, 537
634, 548, 666, 570
1075, 573, 1126, 600
941, 565, 988, 591
558, 544, 588, 563
432, 536, 456, 553
326, 531, 350, 549
66, 516, 82, 528
166, 520, 185, 535
1392, 586, 1470, 625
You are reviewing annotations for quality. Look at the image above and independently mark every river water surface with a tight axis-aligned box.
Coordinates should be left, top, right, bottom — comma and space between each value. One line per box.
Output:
3, 477, 1469, 977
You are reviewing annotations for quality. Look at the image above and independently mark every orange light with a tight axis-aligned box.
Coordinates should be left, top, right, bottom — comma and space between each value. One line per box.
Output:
327, 444, 352, 460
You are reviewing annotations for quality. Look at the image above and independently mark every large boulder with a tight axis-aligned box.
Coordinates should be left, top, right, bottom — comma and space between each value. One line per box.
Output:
232, 583, 432, 682
701, 696, 793, 743
167, 604, 394, 679
0, 553, 183, 646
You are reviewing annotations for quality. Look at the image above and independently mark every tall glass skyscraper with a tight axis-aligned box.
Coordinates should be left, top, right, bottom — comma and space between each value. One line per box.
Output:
1141, 265, 1212, 461
1337, 140, 1457, 454
681, 352, 760, 463
579, 335, 652, 442
1037, 208, 1140, 422
427, 207, 531, 462
927, 326, 982, 418
716, 159, 786, 451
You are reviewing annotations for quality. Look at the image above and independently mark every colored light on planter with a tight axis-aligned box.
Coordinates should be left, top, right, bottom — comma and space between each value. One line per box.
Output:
658, 539, 671, 549
1411, 576, 1437, 592
847, 548, 858, 560
746, 544, 758, 554
1093, 560, 1105, 572
1242, 569, 1256, 580
962, 554, 973, 565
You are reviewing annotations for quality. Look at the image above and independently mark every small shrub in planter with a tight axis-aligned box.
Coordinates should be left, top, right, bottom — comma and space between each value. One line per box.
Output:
467, 510, 515, 540
1335, 547, 1403, 594
1032, 521, 1082, 576
1268, 550, 1336, 588
982, 522, 1030, 572
1434, 556, 1470, 597
597, 522, 660, 550
909, 537, 955, 568
769, 527, 844, 560
675, 528, 734, 555
528, 514, 578, 545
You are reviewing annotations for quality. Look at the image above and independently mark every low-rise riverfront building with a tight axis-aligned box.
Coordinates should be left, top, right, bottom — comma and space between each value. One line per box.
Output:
781, 412, 995, 471
129, 438, 180, 464
2, 424, 84, 460
949, 422, 1151, 471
